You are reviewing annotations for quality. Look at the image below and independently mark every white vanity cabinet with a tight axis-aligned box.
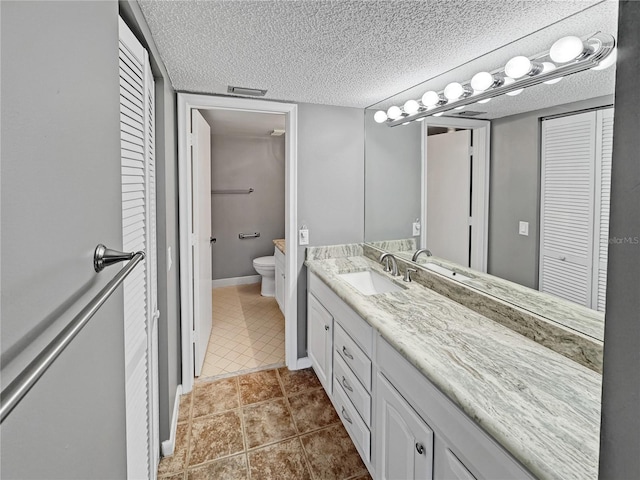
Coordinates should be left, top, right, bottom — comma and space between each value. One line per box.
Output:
306, 271, 534, 480
274, 247, 285, 314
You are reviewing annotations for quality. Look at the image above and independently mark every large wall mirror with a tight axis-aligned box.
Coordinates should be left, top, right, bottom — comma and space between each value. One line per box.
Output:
364, 1, 618, 341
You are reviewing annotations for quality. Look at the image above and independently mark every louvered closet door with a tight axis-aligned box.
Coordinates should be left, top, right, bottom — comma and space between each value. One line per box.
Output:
540, 112, 596, 307
592, 108, 614, 312
119, 17, 159, 479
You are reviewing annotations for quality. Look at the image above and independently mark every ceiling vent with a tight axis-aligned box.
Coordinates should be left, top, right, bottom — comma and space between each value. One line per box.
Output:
270, 129, 286, 136
227, 85, 267, 97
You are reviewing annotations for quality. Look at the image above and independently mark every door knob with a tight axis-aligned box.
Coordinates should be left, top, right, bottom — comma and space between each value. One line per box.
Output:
415, 443, 425, 455
210, 237, 216, 244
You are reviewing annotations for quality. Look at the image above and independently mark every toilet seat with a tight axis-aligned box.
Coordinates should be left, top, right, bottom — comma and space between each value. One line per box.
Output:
253, 256, 275, 268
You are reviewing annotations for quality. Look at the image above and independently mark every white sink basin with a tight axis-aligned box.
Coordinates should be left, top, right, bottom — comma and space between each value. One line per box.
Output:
424, 263, 471, 282
339, 270, 404, 296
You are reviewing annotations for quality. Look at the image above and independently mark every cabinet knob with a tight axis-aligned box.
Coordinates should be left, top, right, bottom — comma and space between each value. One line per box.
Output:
415, 443, 425, 455
324, 325, 330, 331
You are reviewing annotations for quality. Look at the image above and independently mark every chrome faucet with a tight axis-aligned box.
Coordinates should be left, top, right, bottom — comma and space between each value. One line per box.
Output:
411, 248, 433, 262
379, 253, 400, 276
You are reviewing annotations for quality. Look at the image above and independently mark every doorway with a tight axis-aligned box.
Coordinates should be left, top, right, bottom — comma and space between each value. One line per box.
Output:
177, 94, 299, 394
422, 117, 490, 272
200, 109, 286, 377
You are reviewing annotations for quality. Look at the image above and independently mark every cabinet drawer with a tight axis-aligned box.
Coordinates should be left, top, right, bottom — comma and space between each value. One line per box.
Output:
333, 377, 371, 463
334, 353, 371, 426
335, 323, 372, 391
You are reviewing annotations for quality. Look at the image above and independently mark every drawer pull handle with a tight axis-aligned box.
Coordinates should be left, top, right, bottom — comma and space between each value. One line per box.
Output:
341, 406, 353, 424
416, 443, 425, 455
341, 376, 353, 392
324, 325, 330, 331
342, 346, 354, 360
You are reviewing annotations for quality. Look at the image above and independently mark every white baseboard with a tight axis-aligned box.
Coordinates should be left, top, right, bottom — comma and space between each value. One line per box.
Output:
211, 275, 261, 289
161, 384, 183, 457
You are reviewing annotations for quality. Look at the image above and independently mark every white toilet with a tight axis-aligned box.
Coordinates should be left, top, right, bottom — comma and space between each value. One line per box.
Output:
253, 256, 276, 297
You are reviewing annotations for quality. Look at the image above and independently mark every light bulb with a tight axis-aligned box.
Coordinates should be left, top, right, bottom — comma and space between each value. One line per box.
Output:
387, 106, 402, 120
421, 91, 441, 107
444, 82, 465, 101
374, 110, 388, 123
505, 56, 535, 79
592, 48, 617, 70
550, 36, 585, 63
477, 98, 491, 104
404, 99, 420, 115
471, 72, 494, 92
503, 77, 524, 96
541, 62, 562, 84
433, 112, 444, 117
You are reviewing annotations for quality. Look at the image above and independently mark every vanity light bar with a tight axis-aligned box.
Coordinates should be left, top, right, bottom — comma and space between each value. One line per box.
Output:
379, 32, 616, 127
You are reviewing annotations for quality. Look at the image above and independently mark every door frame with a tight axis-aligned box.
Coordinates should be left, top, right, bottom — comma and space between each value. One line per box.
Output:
421, 117, 491, 272
177, 93, 299, 393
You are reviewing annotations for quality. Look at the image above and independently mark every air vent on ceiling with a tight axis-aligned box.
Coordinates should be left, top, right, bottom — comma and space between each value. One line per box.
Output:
227, 85, 267, 97
446, 110, 486, 117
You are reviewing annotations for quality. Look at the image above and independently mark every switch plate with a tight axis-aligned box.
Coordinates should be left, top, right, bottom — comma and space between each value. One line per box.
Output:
412, 222, 421, 236
519, 221, 529, 236
299, 228, 309, 246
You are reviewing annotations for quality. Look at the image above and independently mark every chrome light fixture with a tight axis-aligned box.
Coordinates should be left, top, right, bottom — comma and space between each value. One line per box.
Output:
376, 32, 615, 127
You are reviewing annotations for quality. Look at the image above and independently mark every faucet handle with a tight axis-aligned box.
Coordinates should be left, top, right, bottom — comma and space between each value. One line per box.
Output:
404, 268, 417, 282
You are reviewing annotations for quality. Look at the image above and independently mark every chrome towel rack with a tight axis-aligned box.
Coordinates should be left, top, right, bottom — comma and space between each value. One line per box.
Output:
211, 188, 254, 195
239, 232, 260, 239
0, 245, 145, 424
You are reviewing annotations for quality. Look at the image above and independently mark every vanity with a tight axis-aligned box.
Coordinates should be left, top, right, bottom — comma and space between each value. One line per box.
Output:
305, 245, 601, 480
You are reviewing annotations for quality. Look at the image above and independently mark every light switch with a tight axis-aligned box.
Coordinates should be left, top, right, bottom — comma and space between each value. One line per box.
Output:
299, 228, 309, 246
519, 221, 529, 236
412, 222, 421, 236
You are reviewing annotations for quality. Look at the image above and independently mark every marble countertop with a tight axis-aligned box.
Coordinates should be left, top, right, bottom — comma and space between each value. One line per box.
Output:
305, 252, 602, 480
273, 239, 285, 254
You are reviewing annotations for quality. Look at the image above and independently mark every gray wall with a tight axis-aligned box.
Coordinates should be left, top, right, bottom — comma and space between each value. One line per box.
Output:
209, 133, 285, 280
1, 1, 127, 478
297, 103, 365, 356
119, 0, 181, 445
599, 0, 640, 475
489, 95, 613, 289
364, 109, 422, 242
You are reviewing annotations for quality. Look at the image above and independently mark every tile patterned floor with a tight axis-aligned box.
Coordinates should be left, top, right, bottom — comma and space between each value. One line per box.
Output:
158, 367, 372, 480
201, 283, 285, 378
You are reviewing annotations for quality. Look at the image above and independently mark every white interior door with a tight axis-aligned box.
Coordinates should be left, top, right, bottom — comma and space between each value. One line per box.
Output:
426, 130, 471, 267
191, 109, 213, 377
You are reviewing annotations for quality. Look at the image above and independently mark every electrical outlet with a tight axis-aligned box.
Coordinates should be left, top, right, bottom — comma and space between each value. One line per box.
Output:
412, 222, 421, 236
519, 221, 529, 236
299, 228, 309, 246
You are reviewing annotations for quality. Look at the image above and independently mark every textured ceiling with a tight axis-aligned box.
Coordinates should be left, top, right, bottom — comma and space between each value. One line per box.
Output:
199, 109, 285, 137
138, 0, 611, 109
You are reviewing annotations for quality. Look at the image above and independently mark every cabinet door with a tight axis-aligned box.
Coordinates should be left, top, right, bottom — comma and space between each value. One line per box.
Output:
434, 439, 476, 480
307, 293, 333, 393
376, 373, 433, 480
